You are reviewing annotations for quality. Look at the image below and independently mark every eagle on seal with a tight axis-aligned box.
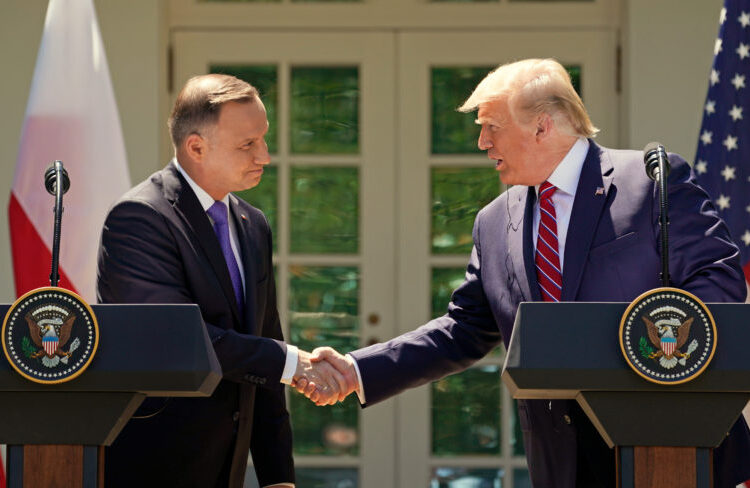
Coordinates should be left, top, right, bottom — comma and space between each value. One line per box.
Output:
24, 313, 76, 359
644, 316, 694, 369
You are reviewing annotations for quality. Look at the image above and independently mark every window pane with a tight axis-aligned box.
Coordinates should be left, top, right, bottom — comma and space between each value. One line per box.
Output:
431, 267, 466, 318
290, 166, 359, 253
432, 365, 501, 455
431, 267, 503, 357
234, 165, 278, 250
430, 467, 504, 487
289, 265, 359, 352
566, 65, 582, 97
513, 468, 532, 488
511, 399, 526, 456
288, 265, 359, 456
296, 468, 358, 487
291, 66, 359, 154
432, 67, 491, 154
209, 64, 278, 154
432, 167, 501, 254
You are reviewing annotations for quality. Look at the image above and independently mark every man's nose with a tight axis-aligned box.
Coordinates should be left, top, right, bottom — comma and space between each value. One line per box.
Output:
478, 127, 492, 151
256, 140, 271, 165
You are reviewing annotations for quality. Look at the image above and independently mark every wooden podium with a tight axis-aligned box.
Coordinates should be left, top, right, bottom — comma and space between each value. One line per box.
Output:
502, 302, 750, 488
0, 303, 221, 488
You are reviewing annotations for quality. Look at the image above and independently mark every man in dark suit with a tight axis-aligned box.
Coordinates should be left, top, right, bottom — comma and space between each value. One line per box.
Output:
301, 59, 750, 487
97, 74, 345, 488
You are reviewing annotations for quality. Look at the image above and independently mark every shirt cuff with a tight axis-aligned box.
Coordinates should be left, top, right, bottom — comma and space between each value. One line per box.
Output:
280, 345, 298, 385
346, 354, 366, 404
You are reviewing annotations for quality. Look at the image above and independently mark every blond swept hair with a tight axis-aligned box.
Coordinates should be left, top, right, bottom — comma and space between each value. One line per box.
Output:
459, 58, 598, 138
168, 74, 260, 148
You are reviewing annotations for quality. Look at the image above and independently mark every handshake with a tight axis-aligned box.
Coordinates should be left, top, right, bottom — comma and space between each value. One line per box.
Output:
292, 347, 360, 405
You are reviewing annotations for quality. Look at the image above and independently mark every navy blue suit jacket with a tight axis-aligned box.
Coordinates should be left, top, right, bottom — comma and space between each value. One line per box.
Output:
97, 162, 294, 488
350, 141, 750, 487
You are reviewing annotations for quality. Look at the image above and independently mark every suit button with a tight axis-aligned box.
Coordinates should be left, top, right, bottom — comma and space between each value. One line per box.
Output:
563, 415, 572, 425
233, 411, 240, 422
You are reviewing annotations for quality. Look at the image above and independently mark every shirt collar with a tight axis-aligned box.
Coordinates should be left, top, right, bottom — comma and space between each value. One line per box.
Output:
173, 158, 230, 211
536, 137, 589, 197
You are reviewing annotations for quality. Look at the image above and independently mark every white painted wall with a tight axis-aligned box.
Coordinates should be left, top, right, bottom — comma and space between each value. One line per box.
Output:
0, 0, 164, 302
622, 0, 722, 159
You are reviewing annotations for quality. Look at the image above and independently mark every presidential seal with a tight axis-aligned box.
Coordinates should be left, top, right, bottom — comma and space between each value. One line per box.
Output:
2, 287, 99, 384
619, 287, 716, 385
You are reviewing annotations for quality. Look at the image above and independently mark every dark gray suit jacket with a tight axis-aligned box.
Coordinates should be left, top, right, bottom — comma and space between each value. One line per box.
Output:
97, 162, 294, 488
350, 141, 750, 487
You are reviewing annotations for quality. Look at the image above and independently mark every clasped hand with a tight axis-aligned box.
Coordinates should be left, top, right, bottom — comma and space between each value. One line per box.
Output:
292, 348, 358, 405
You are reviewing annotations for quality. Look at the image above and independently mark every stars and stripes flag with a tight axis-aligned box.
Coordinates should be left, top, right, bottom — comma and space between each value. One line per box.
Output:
8, 0, 131, 302
695, 0, 750, 285
697, 4, 750, 487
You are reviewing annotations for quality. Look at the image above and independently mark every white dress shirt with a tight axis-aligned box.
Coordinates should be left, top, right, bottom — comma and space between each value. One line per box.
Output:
173, 159, 298, 387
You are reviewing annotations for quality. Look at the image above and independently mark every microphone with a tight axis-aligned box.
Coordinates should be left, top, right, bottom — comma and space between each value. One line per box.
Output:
44, 160, 70, 195
643, 142, 671, 181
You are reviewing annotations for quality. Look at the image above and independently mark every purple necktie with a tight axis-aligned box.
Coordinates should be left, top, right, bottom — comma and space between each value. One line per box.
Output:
207, 201, 244, 314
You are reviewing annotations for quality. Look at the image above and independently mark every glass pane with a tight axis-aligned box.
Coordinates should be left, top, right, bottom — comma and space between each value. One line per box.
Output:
290, 166, 359, 253
430, 467, 504, 487
288, 265, 359, 456
243, 467, 358, 488
432, 67, 491, 154
296, 468, 358, 487
511, 399, 525, 456
513, 468, 532, 488
432, 365, 501, 455
431, 267, 503, 357
431, 267, 466, 317
209, 64, 278, 154
291, 67, 359, 154
234, 165, 278, 250
567, 65, 582, 97
432, 167, 501, 254
289, 265, 359, 352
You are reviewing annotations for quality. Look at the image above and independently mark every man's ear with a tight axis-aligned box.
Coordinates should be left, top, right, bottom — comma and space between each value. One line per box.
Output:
184, 132, 206, 162
535, 113, 553, 140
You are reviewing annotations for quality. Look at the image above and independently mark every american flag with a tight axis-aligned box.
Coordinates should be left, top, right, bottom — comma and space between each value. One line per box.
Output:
695, 0, 750, 284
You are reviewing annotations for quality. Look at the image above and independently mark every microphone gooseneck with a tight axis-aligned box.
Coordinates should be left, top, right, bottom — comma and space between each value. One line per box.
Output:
47, 160, 69, 287
643, 142, 671, 287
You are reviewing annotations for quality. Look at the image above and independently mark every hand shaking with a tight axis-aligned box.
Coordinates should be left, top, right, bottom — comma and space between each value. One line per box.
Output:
292, 347, 359, 406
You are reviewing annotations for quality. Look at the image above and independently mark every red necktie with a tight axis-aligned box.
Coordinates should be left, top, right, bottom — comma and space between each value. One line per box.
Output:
535, 181, 562, 302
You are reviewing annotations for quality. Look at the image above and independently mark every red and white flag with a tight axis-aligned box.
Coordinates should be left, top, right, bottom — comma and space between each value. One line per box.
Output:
9, 0, 130, 302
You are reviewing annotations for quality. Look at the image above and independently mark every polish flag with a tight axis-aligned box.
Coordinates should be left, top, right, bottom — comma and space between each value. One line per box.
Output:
9, 0, 130, 302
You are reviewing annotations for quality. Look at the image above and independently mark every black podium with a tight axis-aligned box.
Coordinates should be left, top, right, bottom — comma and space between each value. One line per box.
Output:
0, 303, 221, 488
502, 302, 750, 488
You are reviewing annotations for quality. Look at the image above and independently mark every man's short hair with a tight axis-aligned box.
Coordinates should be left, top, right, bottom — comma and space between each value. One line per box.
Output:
168, 74, 260, 148
459, 58, 598, 138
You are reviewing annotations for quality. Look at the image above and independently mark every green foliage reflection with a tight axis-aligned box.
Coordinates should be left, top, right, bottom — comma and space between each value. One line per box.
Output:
432, 167, 501, 254
288, 265, 359, 455
290, 166, 359, 254
291, 67, 359, 154
432, 365, 501, 455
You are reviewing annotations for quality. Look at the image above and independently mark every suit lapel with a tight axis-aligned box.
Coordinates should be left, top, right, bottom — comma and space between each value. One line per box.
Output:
508, 186, 538, 302
229, 194, 259, 335
561, 141, 614, 301
164, 163, 242, 325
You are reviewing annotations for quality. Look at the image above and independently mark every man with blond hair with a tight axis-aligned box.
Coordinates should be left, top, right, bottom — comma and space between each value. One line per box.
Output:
301, 59, 750, 486
98, 74, 346, 488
